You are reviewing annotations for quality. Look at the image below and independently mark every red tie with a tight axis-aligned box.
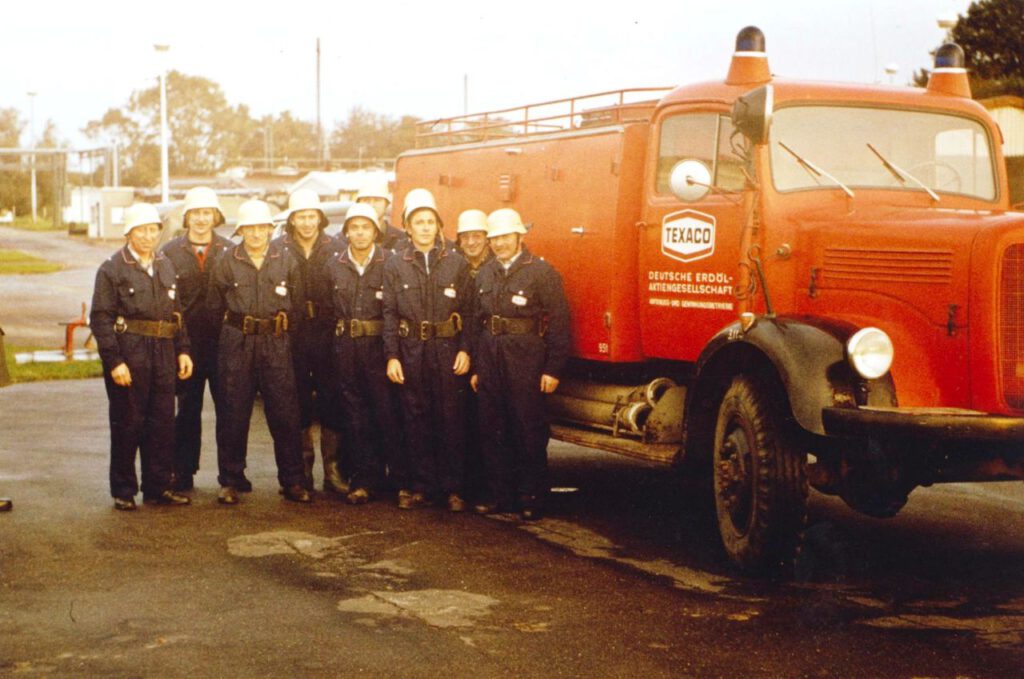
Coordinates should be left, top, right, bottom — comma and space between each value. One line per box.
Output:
193, 244, 208, 272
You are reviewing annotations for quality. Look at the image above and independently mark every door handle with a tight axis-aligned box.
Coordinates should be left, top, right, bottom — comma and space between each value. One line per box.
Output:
571, 226, 585, 235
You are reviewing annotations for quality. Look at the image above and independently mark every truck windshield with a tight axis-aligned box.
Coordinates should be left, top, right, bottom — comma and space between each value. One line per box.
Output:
770, 105, 996, 200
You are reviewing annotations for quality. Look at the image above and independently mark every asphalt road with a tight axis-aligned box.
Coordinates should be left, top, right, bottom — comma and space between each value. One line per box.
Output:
1, 228, 1022, 677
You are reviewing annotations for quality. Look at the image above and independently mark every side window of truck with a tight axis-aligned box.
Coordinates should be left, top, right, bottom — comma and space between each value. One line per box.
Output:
657, 114, 746, 194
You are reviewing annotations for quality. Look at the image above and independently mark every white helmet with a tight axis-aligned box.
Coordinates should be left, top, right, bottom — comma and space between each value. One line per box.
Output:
355, 180, 391, 204
122, 202, 162, 235
486, 208, 528, 238
182, 186, 225, 225
343, 203, 381, 235
287, 188, 328, 229
456, 209, 488, 234
233, 199, 275, 235
402, 188, 442, 226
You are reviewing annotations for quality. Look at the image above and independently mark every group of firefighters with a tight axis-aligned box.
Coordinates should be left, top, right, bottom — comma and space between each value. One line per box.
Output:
89, 181, 571, 521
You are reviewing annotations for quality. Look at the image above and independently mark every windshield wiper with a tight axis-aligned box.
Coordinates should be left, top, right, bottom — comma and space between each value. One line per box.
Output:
866, 143, 940, 202
777, 141, 855, 198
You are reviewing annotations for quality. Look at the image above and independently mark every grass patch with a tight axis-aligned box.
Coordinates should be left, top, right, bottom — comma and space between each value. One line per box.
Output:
2, 344, 103, 384
0, 249, 63, 274
5, 215, 61, 231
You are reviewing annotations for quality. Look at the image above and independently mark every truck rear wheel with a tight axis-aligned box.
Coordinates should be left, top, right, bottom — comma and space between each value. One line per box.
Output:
713, 374, 808, 573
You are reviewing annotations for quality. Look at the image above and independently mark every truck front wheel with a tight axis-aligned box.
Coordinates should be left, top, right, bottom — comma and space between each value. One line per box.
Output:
713, 374, 808, 573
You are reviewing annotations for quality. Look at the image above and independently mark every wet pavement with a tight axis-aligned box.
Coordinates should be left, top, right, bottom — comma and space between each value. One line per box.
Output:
1, 378, 1023, 677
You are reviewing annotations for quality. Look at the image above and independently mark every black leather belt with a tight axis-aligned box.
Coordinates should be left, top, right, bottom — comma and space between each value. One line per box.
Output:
114, 314, 181, 338
398, 313, 462, 340
485, 315, 543, 336
224, 310, 290, 335
334, 318, 384, 337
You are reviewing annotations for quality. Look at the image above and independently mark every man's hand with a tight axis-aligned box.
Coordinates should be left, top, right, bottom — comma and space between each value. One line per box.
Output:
111, 362, 132, 387
540, 374, 560, 393
387, 358, 405, 384
177, 354, 194, 380
470, 374, 479, 392
453, 351, 470, 376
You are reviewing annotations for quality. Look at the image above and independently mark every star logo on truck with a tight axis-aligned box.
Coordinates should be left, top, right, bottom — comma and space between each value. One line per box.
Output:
661, 210, 716, 263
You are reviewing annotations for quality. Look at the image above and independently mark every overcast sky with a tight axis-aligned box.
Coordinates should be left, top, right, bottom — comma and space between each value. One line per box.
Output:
1, 0, 970, 150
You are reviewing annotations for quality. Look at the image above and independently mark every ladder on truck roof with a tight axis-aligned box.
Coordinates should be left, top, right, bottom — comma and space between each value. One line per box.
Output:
415, 87, 673, 148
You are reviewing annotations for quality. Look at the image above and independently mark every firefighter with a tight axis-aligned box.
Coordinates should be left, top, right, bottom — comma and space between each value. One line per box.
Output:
456, 209, 493, 276
90, 202, 194, 510
324, 203, 404, 504
206, 199, 311, 505
354, 179, 405, 249
276, 189, 346, 494
470, 208, 571, 520
383, 188, 475, 511
455, 209, 493, 502
160, 187, 231, 492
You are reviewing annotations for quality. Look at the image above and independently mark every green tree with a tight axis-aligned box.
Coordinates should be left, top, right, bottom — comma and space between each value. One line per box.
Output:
0, 109, 60, 216
915, 0, 1024, 96
83, 71, 264, 185
329, 107, 420, 162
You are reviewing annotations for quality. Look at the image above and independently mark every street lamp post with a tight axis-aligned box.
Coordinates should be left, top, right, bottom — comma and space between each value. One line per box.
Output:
27, 91, 37, 223
154, 44, 170, 203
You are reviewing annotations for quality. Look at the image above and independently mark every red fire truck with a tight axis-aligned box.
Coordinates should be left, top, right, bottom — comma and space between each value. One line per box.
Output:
394, 27, 1024, 573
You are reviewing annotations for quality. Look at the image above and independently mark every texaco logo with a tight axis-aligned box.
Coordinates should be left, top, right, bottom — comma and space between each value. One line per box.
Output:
661, 209, 716, 263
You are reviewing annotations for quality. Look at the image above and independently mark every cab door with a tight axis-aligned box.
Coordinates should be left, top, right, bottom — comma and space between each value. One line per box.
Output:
639, 107, 748, 361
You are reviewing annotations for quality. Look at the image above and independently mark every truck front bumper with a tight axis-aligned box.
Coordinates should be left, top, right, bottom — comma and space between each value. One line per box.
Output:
822, 406, 1024, 442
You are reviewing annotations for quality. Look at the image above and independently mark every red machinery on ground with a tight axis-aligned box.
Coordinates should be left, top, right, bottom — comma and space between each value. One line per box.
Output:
395, 27, 1024, 573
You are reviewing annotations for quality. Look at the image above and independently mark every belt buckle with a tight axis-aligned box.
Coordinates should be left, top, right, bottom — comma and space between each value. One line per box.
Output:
398, 320, 409, 338
350, 319, 363, 338
242, 315, 256, 334
114, 316, 127, 334
335, 320, 346, 337
489, 315, 502, 335
419, 320, 432, 341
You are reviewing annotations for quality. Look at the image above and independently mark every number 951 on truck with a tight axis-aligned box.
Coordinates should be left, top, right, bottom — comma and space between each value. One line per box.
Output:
395, 26, 1024, 574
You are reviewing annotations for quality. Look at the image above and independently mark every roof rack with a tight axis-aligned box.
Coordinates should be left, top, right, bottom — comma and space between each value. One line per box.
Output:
415, 87, 673, 148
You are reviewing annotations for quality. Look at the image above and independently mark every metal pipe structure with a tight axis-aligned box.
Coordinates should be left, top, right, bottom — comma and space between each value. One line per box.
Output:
547, 378, 675, 438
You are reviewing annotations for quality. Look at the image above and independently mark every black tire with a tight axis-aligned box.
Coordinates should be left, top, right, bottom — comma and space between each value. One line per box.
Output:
712, 374, 808, 573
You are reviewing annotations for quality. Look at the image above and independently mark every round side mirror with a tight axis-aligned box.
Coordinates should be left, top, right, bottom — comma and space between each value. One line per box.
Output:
669, 160, 712, 202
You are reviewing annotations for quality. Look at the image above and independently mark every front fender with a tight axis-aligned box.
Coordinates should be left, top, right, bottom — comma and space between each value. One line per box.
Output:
692, 316, 897, 435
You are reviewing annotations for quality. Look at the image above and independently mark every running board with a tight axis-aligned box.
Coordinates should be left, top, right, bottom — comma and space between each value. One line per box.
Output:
551, 423, 681, 466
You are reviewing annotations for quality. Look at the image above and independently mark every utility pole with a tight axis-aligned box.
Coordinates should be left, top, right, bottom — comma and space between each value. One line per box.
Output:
27, 91, 37, 223
316, 38, 323, 167
155, 44, 171, 203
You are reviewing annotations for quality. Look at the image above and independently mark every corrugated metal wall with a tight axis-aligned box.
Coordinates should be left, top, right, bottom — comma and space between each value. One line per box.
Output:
989, 106, 1024, 158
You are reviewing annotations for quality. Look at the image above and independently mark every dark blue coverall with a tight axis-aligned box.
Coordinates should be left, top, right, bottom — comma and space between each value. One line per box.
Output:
472, 245, 570, 508
383, 242, 475, 497
206, 241, 306, 490
458, 250, 494, 502
274, 232, 338, 433
160, 233, 231, 486
90, 247, 190, 500
324, 245, 404, 492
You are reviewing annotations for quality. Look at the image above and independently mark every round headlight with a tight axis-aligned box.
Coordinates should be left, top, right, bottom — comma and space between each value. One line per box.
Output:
847, 327, 893, 379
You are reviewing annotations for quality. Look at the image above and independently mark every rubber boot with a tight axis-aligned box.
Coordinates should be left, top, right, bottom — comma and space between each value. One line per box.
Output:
321, 427, 349, 494
301, 426, 315, 491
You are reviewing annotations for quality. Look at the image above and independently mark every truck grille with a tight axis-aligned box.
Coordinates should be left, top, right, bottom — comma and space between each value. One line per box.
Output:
823, 248, 953, 283
1001, 244, 1024, 410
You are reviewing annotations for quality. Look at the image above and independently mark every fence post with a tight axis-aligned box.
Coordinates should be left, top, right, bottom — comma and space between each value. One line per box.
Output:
0, 327, 11, 387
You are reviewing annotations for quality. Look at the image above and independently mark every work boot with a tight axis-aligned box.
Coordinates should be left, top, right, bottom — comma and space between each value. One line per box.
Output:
282, 484, 313, 503
320, 427, 349, 494
301, 426, 316, 491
